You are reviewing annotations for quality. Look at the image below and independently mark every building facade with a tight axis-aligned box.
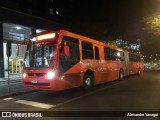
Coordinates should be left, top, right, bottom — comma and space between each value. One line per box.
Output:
0, 6, 70, 78
108, 39, 141, 53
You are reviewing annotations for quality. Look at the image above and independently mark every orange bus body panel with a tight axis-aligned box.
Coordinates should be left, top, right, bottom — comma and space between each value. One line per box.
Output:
23, 30, 144, 91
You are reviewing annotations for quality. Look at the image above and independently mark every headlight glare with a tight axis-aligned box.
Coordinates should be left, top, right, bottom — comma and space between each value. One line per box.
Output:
23, 73, 27, 78
46, 71, 55, 80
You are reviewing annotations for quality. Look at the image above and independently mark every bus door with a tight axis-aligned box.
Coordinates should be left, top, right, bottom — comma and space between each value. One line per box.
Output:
59, 36, 81, 87
94, 45, 101, 83
124, 51, 130, 75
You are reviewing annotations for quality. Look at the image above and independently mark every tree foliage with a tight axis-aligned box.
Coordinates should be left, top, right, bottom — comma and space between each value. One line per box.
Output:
143, 14, 160, 36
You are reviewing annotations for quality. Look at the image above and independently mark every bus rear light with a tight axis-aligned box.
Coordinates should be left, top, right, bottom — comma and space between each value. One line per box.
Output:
46, 71, 55, 80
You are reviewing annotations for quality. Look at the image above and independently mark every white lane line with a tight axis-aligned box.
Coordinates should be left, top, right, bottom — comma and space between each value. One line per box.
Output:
15, 100, 55, 109
3, 97, 15, 101
2, 81, 123, 109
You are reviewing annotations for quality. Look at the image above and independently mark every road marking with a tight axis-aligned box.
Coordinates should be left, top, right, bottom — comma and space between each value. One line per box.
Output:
2, 81, 123, 109
3, 97, 15, 101
15, 100, 55, 109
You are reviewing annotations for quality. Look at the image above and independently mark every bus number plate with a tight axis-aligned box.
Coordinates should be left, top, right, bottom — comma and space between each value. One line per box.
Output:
31, 80, 37, 84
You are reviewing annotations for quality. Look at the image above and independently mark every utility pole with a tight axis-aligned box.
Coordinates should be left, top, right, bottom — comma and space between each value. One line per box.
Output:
6, 41, 12, 92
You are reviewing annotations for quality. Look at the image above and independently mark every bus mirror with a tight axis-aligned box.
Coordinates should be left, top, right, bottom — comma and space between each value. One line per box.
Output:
16, 42, 28, 57
64, 46, 70, 57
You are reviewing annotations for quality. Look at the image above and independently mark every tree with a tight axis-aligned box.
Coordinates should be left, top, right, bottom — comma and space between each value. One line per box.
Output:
143, 14, 160, 36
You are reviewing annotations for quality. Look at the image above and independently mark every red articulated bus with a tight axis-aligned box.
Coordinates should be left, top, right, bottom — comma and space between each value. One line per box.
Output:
21, 30, 144, 90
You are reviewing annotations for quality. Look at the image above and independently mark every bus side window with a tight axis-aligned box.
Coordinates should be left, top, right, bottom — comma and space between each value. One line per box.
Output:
60, 41, 64, 54
64, 45, 70, 57
82, 41, 93, 60
59, 36, 80, 75
95, 46, 100, 60
111, 49, 117, 61
104, 47, 111, 60
60, 41, 70, 58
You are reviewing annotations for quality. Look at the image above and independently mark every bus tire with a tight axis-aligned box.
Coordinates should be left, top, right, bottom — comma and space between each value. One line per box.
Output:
83, 73, 93, 89
119, 69, 124, 80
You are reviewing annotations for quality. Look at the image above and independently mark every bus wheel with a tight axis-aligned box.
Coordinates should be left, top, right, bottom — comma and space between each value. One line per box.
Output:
83, 74, 93, 89
119, 69, 124, 80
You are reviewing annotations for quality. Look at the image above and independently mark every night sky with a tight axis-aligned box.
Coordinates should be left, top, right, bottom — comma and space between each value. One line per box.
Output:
66, 0, 158, 40
55, 0, 160, 57
1, 0, 160, 57
56, 0, 157, 39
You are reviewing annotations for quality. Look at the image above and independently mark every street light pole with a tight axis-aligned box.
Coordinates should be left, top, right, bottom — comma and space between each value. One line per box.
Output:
6, 41, 12, 92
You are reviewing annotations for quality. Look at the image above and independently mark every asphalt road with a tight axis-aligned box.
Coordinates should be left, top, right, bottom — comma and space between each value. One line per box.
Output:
0, 71, 160, 120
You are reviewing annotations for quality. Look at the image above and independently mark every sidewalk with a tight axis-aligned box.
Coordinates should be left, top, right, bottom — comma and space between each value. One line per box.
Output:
0, 75, 36, 99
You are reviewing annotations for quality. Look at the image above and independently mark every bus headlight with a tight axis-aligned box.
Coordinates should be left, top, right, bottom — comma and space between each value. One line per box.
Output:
46, 71, 55, 80
23, 73, 27, 78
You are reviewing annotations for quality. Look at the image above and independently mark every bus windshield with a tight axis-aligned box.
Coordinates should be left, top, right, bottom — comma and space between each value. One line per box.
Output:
23, 40, 57, 69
